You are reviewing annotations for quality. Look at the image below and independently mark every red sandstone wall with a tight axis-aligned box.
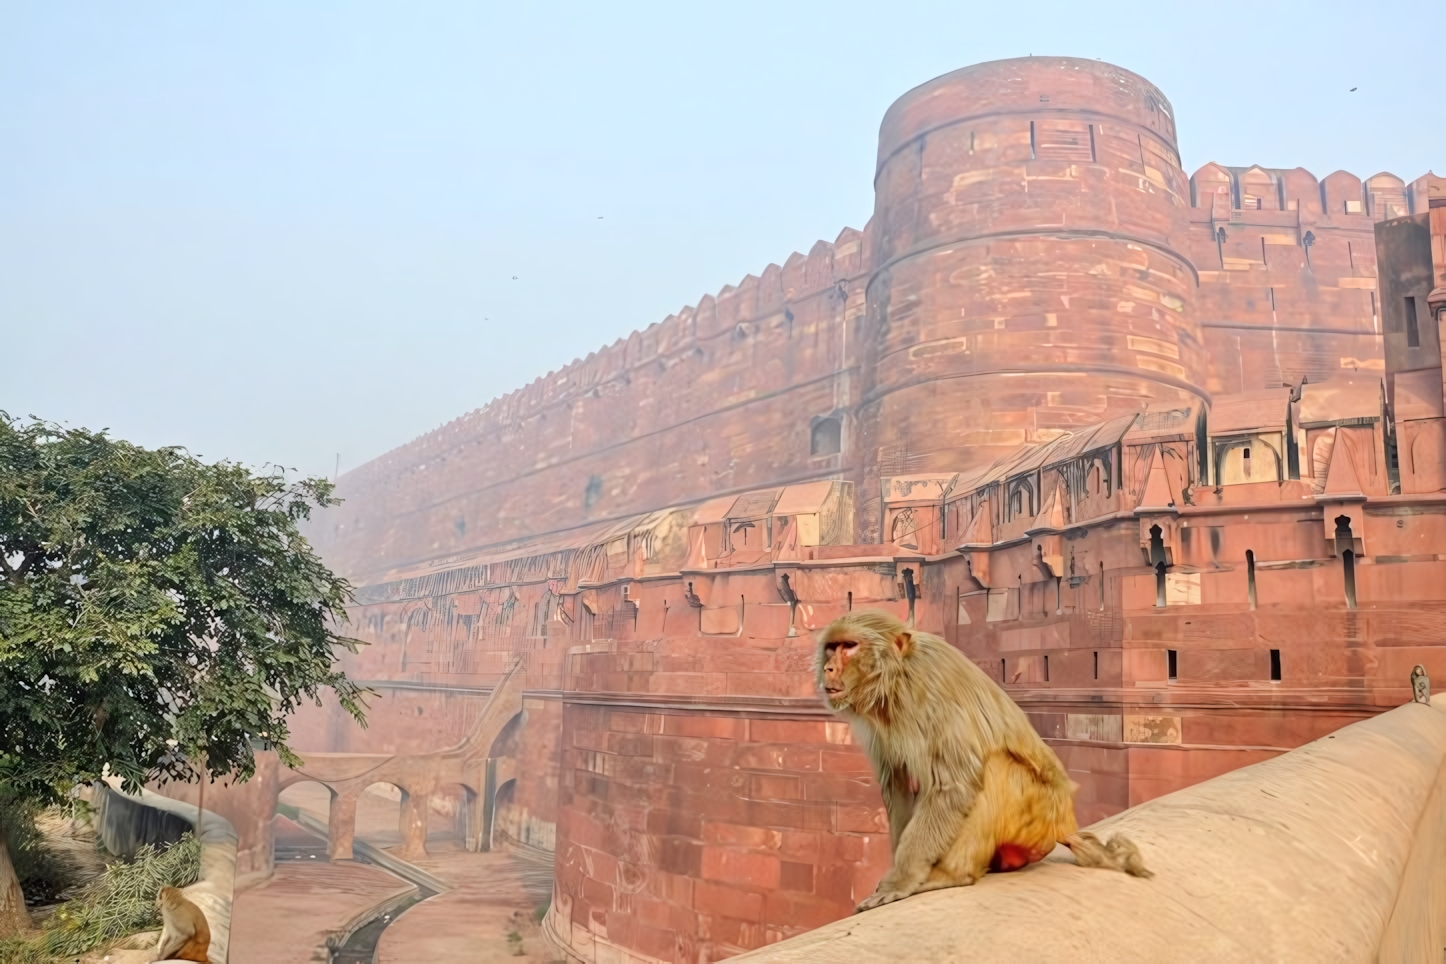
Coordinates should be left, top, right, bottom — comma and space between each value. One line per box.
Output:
308, 232, 871, 584
555, 704, 889, 962
1184, 163, 1385, 395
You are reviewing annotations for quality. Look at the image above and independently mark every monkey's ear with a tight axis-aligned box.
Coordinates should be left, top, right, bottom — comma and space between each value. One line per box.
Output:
895, 630, 914, 655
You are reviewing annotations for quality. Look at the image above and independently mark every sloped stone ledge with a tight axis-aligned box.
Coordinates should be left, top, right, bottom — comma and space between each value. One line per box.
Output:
731, 695, 1446, 963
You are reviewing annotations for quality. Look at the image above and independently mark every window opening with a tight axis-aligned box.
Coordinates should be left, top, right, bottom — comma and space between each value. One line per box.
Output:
1099, 561, 1106, 610
1044, 655, 1050, 682
1167, 649, 1178, 681
810, 416, 842, 456
1343, 550, 1357, 609
1001, 658, 1007, 681
1406, 296, 1420, 348
1269, 649, 1281, 682
1155, 562, 1167, 607
902, 568, 917, 624
1029, 121, 1036, 159
1246, 550, 1257, 610
1088, 124, 1097, 162
1335, 515, 1357, 609
1093, 651, 1099, 680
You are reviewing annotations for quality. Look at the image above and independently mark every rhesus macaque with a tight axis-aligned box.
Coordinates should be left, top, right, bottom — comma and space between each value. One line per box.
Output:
818, 609, 1151, 911
153, 885, 210, 962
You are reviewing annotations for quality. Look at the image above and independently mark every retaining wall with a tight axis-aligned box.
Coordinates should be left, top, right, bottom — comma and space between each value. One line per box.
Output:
730, 694, 1446, 963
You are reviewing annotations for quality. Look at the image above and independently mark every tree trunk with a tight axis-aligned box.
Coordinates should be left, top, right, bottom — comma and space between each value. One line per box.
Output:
0, 833, 29, 936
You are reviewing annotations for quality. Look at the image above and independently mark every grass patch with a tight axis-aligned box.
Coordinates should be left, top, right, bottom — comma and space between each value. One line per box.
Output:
0, 833, 201, 964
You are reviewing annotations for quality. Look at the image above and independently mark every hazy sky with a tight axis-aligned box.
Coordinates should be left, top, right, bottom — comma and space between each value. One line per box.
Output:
3, 1, 1441, 480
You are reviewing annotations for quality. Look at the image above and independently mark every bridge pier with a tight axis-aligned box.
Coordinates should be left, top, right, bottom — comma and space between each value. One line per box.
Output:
398, 788, 430, 858
327, 790, 357, 861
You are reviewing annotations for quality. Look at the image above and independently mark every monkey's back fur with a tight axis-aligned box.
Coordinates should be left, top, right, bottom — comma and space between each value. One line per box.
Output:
817, 609, 1149, 910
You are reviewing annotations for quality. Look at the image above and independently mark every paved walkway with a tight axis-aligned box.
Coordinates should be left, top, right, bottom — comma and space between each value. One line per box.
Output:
230, 817, 414, 964
236, 784, 559, 963
377, 842, 555, 964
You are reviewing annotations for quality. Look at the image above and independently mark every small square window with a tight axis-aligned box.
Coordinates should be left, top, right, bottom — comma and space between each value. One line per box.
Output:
1344, 199, 1364, 214
810, 416, 842, 456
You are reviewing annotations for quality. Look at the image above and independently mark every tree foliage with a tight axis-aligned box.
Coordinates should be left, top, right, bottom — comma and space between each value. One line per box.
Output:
0, 413, 367, 802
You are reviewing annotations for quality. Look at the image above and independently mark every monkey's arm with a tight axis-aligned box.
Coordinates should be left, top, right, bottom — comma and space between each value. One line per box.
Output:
154, 925, 190, 961
862, 776, 974, 909
878, 765, 916, 854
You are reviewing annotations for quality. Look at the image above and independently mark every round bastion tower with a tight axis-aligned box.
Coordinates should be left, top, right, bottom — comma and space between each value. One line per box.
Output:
858, 57, 1204, 538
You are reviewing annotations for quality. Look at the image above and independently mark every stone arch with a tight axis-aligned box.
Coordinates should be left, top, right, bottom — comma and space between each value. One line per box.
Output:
488, 709, 525, 759
275, 779, 334, 829
490, 778, 519, 851
343, 780, 405, 855
433, 780, 482, 850
1217, 438, 1281, 484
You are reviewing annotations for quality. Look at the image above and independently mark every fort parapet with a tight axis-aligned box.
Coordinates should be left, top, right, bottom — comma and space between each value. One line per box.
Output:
292, 57, 1446, 961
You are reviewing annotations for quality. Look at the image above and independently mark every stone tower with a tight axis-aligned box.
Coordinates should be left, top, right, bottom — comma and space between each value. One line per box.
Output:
858, 56, 1205, 537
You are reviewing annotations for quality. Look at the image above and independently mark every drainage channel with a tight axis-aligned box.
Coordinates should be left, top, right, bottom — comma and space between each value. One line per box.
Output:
275, 804, 445, 964
330, 885, 434, 964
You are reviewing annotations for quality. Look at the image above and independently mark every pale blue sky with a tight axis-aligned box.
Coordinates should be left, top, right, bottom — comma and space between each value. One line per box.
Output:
3, 1, 1441, 479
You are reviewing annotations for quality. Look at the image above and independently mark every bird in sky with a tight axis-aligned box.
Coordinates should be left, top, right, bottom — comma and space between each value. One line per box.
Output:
512, 276, 518, 280
1350, 87, 1358, 92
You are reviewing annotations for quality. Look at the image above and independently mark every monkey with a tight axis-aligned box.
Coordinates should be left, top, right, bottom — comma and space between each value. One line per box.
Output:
153, 885, 210, 962
817, 609, 1151, 911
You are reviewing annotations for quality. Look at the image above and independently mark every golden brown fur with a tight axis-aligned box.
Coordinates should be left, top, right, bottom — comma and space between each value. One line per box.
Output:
154, 885, 210, 962
817, 609, 1151, 911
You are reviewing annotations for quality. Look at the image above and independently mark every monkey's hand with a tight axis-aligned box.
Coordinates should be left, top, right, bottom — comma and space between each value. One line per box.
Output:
855, 888, 912, 913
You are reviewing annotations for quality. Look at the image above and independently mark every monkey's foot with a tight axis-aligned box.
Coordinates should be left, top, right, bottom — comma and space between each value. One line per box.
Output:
855, 890, 912, 912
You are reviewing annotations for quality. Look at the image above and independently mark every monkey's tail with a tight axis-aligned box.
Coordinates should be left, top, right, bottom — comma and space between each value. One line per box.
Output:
1063, 831, 1153, 878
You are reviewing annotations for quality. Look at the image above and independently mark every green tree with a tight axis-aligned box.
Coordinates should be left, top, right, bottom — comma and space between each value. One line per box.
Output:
0, 414, 367, 933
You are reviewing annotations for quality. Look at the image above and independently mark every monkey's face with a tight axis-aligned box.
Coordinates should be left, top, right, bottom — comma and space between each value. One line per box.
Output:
821, 640, 860, 709
816, 610, 910, 719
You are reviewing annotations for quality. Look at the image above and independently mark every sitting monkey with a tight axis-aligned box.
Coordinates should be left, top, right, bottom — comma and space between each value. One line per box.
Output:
818, 609, 1151, 911
153, 885, 210, 962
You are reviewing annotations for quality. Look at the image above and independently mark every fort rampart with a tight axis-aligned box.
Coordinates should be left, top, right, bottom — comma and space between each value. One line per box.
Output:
282, 57, 1446, 961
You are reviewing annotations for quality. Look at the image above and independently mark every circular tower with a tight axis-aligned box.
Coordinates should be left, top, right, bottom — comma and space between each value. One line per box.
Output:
859, 56, 1203, 535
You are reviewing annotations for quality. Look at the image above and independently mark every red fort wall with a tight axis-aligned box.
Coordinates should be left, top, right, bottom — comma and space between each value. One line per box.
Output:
291, 56, 1446, 962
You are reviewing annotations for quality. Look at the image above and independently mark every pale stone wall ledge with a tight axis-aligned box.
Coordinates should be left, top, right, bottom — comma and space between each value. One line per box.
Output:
732, 695, 1446, 964
97, 781, 238, 964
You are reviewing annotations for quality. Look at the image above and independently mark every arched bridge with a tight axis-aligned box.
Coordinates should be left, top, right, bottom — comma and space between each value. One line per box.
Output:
277, 656, 526, 859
